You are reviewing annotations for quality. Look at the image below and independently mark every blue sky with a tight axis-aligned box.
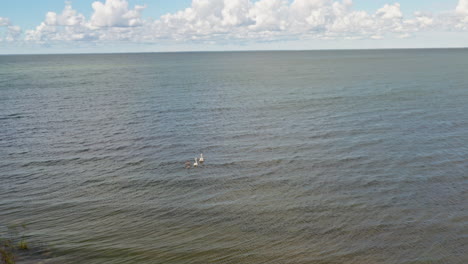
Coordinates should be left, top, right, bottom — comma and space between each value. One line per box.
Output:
0, 0, 467, 54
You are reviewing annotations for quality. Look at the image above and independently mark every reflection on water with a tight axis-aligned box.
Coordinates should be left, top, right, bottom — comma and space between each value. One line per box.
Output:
0, 50, 467, 263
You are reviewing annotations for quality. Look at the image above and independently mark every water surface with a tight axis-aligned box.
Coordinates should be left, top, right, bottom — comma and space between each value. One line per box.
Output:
0, 50, 467, 263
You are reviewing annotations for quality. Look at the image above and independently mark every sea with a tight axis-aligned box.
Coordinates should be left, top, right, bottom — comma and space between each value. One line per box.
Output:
0, 49, 467, 264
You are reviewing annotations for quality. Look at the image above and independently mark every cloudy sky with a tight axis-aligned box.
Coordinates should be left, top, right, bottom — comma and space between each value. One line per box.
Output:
1, 0, 468, 54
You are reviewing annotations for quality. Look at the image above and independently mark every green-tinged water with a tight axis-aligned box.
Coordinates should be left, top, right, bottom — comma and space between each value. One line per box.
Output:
1, 50, 467, 263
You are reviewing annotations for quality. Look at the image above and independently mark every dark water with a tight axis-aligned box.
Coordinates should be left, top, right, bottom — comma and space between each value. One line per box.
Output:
0, 50, 467, 264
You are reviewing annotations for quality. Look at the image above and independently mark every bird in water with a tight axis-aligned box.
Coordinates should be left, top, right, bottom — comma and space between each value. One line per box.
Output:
184, 161, 191, 169
193, 157, 198, 168
199, 153, 204, 164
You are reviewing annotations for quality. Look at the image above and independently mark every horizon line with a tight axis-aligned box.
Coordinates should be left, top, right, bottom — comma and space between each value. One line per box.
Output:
1, 46, 467, 56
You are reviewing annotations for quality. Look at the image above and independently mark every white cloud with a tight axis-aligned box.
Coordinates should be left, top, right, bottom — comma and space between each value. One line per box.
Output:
153, 0, 254, 40
454, 0, 468, 28
0, 17, 11, 27
404, 12, 433, 31
25, 0, 146, 42
376, 3, 403, 20
5, 25, 21, 41
432, 0, 468, 30
90, 0, 146, 27
248, 0, 289, 31
45, 2, 87, 26
0, 17, 22, 42
151, 0, 407, 41
25, 2, 95, 42
19, 0, 468, 45
456, 0, 468, 15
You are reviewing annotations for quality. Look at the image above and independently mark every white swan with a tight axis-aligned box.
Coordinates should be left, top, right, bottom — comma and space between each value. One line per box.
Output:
199, 153, 204, 164
193, 157, 198, 168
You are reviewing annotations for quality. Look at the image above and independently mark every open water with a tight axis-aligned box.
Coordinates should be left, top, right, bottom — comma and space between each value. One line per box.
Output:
0, 49, 467, 263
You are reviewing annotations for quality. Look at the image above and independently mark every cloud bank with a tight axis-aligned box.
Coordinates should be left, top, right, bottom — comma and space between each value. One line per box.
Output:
2, 0, 468, 46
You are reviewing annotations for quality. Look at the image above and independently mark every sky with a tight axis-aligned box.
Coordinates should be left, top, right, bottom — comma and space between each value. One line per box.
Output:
0, 0, 467, 54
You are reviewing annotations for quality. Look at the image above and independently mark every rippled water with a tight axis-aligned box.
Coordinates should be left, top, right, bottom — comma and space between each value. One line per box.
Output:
1, 50, 467, 264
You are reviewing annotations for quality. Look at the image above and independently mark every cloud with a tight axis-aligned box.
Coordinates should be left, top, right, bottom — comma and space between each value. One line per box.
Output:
90, 0, 146, 27
456, 0, 468, 15
145, 0, 440, 42
45, 2, 87, 26
0, 17, 11, 27
432, 0, 468, 30
0, 17, 22, 42
19, 0, 468, 45
454, 0, 468, 28
25, 0, 146, 42
404, 11, 433, 31
248, 0, 289, 31
376, 3, 403, 20
151, 0, 411, 41
25, 2, 95, 42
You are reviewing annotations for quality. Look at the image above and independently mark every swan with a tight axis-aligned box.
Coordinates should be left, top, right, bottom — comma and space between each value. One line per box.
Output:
199, 153, 204, 164
193, 157, 198, 168
185, 161, 191, 169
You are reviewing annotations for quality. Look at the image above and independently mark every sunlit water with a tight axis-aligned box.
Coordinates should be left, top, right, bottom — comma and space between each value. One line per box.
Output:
1, 50, 467, 264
